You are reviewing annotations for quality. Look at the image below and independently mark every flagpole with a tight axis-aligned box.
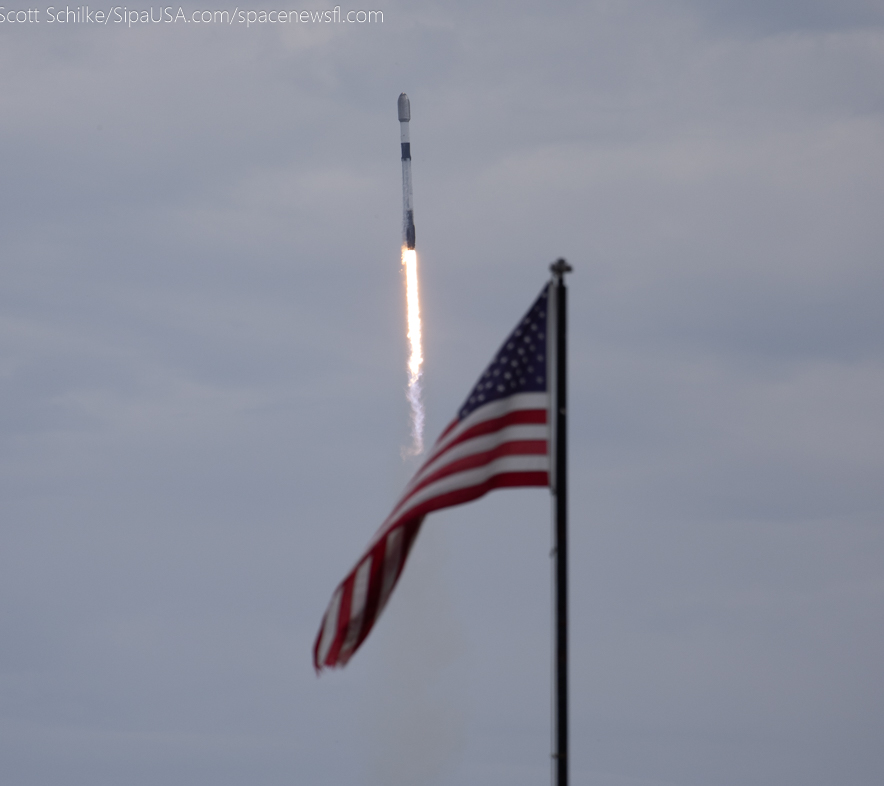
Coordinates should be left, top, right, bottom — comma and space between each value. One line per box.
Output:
550, 258, 572, 786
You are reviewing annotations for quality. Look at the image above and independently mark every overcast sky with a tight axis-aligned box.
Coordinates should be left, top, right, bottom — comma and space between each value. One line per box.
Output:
2, 1, 883, 785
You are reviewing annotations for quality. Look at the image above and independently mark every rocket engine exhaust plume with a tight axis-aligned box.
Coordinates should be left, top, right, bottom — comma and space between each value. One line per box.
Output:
399, 93, 424, 455
402, 247, 424, 455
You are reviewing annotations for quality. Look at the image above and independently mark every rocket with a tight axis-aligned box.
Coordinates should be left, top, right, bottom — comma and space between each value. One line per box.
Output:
398, 93, 416, 250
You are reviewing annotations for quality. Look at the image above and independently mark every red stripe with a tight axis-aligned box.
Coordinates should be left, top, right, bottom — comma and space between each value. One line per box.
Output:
346, 540, 386, 662
316, 290, 553, 670
399, 440, 547, 507
435, 417, 460, 444
417, 409, 546, 480
391, 470, 549, 530
335, 545, 384, 667
347, 517, 423, 660
315, 462, 548, 670
433, 409, 546, 462
322, 575, 354, 668
316, 413, 549, 670
328, 518, 424, 668
393, 409, 547, 516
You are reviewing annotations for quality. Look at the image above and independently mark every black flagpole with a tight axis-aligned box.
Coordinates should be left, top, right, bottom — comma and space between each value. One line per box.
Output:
550, 258, 572, 786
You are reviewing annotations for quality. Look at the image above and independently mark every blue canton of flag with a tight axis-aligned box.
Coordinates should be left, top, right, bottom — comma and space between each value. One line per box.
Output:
458, 287, 549, 420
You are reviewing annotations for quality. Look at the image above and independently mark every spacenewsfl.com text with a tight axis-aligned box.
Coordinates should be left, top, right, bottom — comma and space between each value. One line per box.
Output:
0, 6, 383, 26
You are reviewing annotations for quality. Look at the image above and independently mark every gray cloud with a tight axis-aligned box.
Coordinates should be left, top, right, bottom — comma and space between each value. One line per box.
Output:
1, 1, 883, 784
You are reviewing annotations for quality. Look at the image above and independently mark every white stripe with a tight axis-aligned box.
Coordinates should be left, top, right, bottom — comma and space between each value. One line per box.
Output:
377, 527, 403, 615
391, 453, 549, 524
398, 393, 548, 502
412, 423, 547, 486
425, 392, 548, 464
317, 586, 342, 666
386, 423, 548, 524
365, 394, 549, 550
339, 556, 372, 661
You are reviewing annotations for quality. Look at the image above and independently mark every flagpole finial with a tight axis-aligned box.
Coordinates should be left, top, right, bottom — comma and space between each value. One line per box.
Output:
550, 258, 572, 279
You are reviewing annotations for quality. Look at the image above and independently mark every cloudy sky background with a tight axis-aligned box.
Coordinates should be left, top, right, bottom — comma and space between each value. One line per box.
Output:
2, 1, 883, 784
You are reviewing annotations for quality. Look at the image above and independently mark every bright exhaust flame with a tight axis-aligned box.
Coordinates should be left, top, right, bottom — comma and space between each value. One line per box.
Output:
402, 246, 424, 455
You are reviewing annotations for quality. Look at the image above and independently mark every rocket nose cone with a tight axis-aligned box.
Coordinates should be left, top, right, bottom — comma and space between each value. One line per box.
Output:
398, 93, 411, 122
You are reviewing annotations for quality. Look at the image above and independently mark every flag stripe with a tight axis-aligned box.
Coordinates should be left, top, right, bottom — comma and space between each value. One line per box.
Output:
315, 517, 424, 670
427, 409, 547, 467
389, 452, 549, 527
315, 446, 548, 670
323, 577, 353, 668
419, 393, 548, 472
405, 439, 547, 501
314, 419, 548, 670
338, 556, 372, 662
314, 586, 342, 667
386, 418, 548, 524
378, 526, 403, 612
384, 393, 548, 527
398, 413, 547, 496
402, 471, 549, 521
314, 285, 552, 670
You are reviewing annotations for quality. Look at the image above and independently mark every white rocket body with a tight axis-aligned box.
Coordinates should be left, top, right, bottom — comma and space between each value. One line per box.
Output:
398, 93, 415, 249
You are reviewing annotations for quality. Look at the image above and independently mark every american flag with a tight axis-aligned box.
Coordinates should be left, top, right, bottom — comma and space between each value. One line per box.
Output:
314, 283, 552, 670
